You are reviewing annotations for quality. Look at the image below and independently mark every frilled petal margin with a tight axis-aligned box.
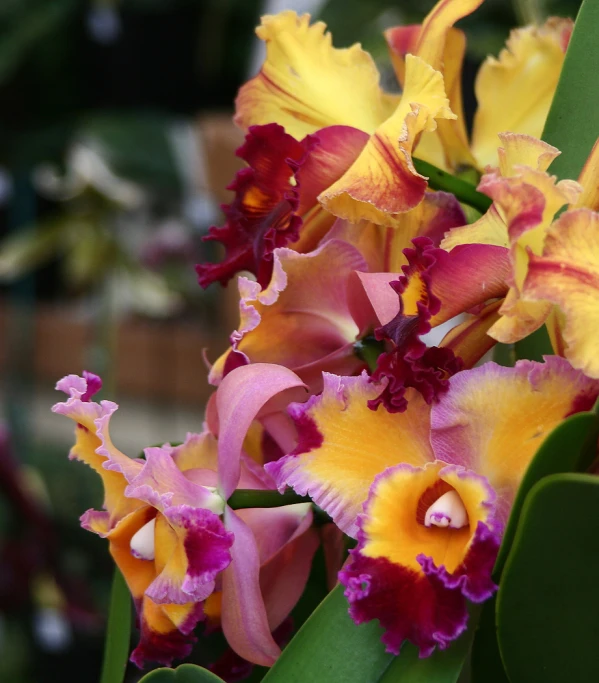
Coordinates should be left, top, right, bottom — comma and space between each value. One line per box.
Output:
340, 461, 500, 656
234, 11, 397, 140
266, 373, 432, 537
196, 123, 316, 289
430, 356, 599, 523
216, 363, 307, 500
145, 506, 233, 605
209, 240, 366, 391
523, 209, 599, 378
319, 55, 456, 225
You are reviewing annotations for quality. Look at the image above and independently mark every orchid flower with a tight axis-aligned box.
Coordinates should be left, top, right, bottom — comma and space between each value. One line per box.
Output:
267, 357, 599, 654
386, 2, 572, 170
439, 133, 599, 377
52, 367, 318, 668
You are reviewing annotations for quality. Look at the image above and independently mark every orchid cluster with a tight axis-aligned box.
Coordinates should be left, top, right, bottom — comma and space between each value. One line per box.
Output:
53, 0, 599, 679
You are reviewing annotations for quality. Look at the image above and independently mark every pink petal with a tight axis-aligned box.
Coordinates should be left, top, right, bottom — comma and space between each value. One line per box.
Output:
216, 363, 307, 499
221, 507, 280, 666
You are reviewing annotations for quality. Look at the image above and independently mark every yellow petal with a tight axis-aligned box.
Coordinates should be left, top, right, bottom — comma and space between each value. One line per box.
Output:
472, 18, 573, 168
319, 55, 456, 225
269, 374, 433, 536
235, 11, 397, 139
361, 461, 493, 574
385, 0, 484, 169
524, 209, 599, 377
108, 506, 157, 600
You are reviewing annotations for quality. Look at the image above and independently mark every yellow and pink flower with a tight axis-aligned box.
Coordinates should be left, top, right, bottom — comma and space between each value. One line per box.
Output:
266, 357, 599, 654
52, 367, 318, 668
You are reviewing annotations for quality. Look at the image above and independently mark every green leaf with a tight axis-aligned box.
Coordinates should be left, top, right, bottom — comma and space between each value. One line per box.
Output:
377, 632, 472, 683
262, 584, 470, 683
100, 567, 132, 683
497, 474, 599, 682
469, 597, 510, 683
493, 411, 599, 577
138, 663, 226, 682
541, 0, 599, 181
262, 584, 392, 683
513, 325, 553, 363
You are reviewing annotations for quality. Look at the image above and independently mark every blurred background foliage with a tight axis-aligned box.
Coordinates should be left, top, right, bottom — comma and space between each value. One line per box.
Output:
0, 0, 584, 681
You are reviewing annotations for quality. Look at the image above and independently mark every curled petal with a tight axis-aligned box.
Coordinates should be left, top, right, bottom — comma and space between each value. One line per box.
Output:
126, 446, 224, 514
379, 237, 510, 334
266, 372, 433, 537
385, 0, 484, 169
52, 377, 143, 531
106, 506, 204, 668
319, 55, 456, 224
209, 241, 366, 390
221, 507, 281, 666
524, 209, 599, 377
296, 125, 369, 213
235, 11, 397, 139
431, 357, 599, 523
472, 18, 573, 168
240, 503, 319, 630
216, 363, 307, 499
196, 123, 316, 289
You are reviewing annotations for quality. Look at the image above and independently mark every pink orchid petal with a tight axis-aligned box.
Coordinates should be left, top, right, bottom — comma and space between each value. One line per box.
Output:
255, 505, 319, 631
216, 363, 307, 499
431, 357, 599, 524
221, 507, 281, 666
355, 271, 401, 326
126, 446, 222, 512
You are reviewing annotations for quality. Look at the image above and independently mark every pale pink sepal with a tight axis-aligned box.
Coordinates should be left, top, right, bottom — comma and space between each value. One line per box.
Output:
221, 506, 281, 666
216, 363, 307, 499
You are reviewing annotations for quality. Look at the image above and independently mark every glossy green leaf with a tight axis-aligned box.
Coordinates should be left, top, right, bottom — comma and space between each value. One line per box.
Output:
497, 474, 599, 682
542, 0, 599, 181
100, 567, 132, 683
262, 584, 392, 683
472, 410, 599, 682
469, 597, 510, 683
377, 631, 472, 683
493, 411, 599, 576
138, 663, 226, 683
262, 584, 470, 683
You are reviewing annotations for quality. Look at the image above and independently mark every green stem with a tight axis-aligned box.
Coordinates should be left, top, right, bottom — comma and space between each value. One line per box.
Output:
228, 489, 311, 509
100, 568, 131, 683
354, 336, 386, 373
413, 157, 492, 214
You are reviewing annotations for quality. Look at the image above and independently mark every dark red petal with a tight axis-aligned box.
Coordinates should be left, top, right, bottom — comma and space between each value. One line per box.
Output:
340, 551, 468, 657
368, 344, 464, 413
130, 601, 204, 669
419, 521, 500, 603
196, 124, 317, 289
